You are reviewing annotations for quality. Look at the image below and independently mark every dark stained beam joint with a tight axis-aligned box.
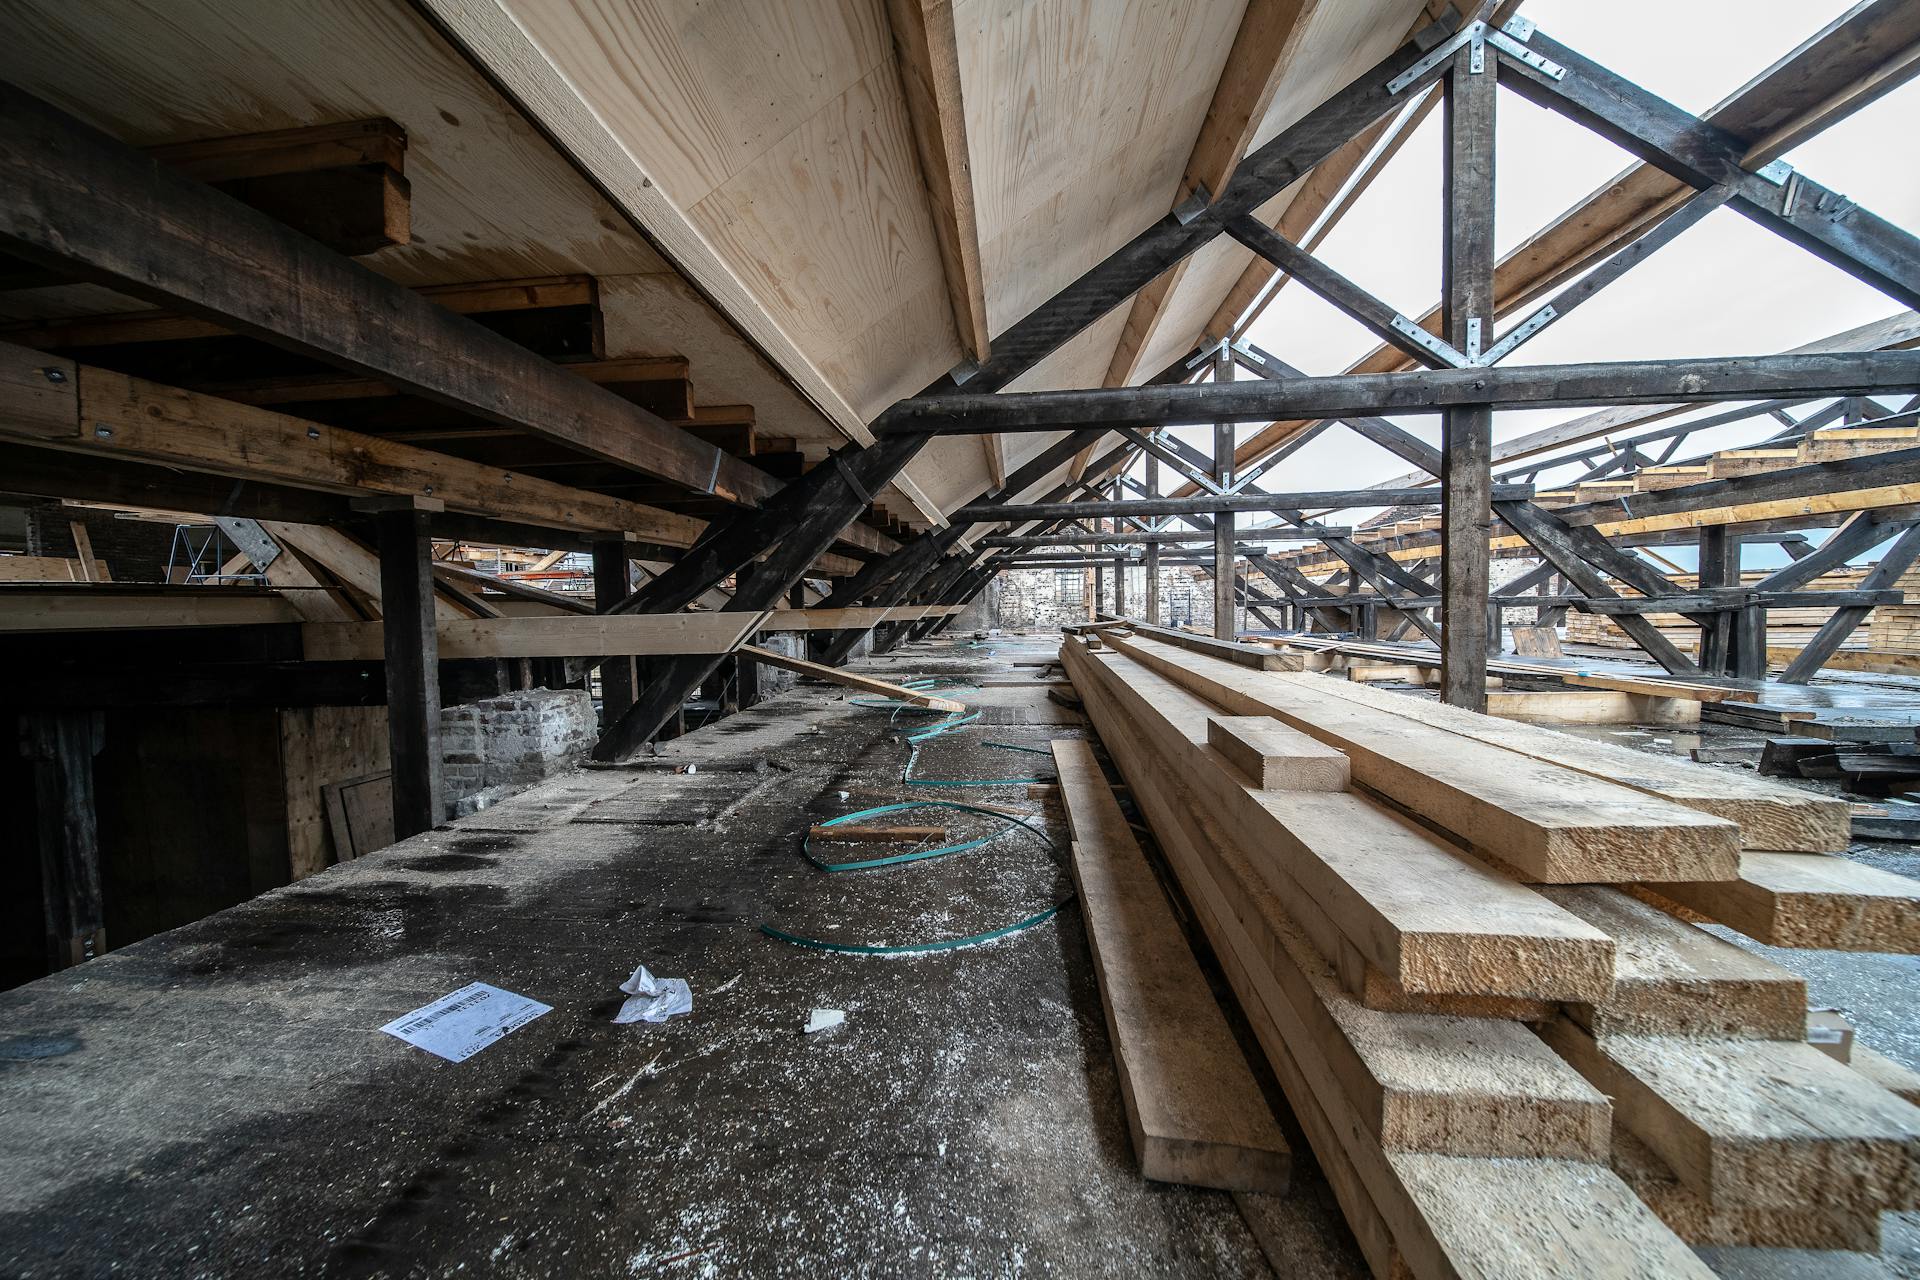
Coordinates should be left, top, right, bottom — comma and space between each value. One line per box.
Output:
592, 538, 637, 727
375, 505, 444, 837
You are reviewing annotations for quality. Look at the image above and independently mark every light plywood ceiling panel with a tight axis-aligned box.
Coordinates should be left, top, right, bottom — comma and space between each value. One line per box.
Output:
0, 0, 670, 287
502, 0, 966, 421
1125, 0, 1430, 380
957, 0, 1250, 346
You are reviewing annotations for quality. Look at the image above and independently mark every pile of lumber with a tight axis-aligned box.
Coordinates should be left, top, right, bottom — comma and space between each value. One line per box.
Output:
1060, 625, 1920, 1278
1563, 565, 1920, 657
1867, 604, 1920, 656
1760, 736, 1920, 798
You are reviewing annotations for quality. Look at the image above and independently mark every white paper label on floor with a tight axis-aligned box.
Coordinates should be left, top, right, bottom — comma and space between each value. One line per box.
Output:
381, 982, 551, 1063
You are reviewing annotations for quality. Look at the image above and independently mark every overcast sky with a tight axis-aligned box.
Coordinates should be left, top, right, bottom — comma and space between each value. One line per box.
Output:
1153, 0, 1920, 568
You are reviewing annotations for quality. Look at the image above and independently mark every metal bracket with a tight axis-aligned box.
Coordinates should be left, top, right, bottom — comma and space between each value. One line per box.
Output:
1184, 337, 1231, 369
1172, 183, 1213, 225
1755, 159, 1793, 186
1229, 461, 1270, 493
1465, 317, 1484, 363
831, 454, 873, 507
948, 357, 983, 386
1388, 20, 1483, 94
1500, 15, 1536, 41
1486, 25, 1566, 80
1390, 313, 1473, 368
1476, 304, 1557, 365
1468, 28, 1486, 75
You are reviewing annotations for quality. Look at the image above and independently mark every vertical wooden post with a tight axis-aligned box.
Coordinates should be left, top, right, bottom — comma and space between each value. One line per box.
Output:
22, 710, 106, 970
1735, 604, 1768, 681
374, 505, 443, 838
592, 537, 638, 727
1439, 38, 1495, 711
1144, 455, 1162, 623
1213, 346, 1237, 640
733, 562, 762, 709
1698, 526, 1737, 675
1092, 562, 1106, 620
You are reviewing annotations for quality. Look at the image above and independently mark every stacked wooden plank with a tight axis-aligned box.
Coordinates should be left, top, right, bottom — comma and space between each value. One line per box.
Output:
1060, 626, 1920, 1279
1272, 426, 1920, 580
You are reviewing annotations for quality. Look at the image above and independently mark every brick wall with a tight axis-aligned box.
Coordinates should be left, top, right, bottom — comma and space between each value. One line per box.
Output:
26, 505, 182, 582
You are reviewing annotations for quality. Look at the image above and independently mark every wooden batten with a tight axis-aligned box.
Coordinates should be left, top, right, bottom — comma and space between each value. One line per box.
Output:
1051, 739, 1292, 1192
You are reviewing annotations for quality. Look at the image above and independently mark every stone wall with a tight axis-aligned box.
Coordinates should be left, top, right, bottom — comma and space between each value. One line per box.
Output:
442, 689, 597, 814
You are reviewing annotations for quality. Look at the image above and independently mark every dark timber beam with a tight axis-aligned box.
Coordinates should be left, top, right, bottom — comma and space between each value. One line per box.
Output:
1495, 499, 1704, 677
1753, 510, 1915, 592
373, 502, 445, 837
1233, 343, 1443, 476
0, 82, 777, 505
1226, 216, 1469, 369
1783, 523, 1920, 682
592, 537, 637, 728
1440, 33, 1495, 709
1212, 345, 1236, 640
1498, 25, 1920, 311
878, 351, 1920, 434
980, 529, 1348, 547
953, 487, 1533, 523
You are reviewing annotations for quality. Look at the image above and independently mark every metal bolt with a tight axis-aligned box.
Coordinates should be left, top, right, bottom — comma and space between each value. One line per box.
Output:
307, 427, 321, 440
41, 367, 66, 384
94, 424, 112, 439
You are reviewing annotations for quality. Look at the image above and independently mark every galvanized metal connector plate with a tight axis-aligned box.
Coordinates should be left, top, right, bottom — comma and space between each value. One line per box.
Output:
1390, 313, 1474, 369
1388, 21, 1484, 93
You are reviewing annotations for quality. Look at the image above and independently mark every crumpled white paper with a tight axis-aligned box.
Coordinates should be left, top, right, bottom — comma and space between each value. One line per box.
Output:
614, 965, 693, 1024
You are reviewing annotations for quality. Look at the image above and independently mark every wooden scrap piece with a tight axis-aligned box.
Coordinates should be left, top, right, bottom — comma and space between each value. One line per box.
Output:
1106, 632, 1741, 884
1205, 715, 1349, 791
1049, 739, 1290, 1192
1541, 1018, 1920, 1215
737, 645, 965, 712
1637, 850, 1920, 953
1539, 887, 1807, 1039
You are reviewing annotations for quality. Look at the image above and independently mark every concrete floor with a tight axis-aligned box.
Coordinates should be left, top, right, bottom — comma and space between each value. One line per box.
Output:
6, 632, 1918, 1277
0, 635, 1359, 1278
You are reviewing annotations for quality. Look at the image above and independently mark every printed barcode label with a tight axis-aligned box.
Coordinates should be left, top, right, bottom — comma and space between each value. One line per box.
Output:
381, 982, 550, 1063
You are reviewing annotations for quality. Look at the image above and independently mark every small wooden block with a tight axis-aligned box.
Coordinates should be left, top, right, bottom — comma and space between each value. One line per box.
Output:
1206, 716, 1349, 792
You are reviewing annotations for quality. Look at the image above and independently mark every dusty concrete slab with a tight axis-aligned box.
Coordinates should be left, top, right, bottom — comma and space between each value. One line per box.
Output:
0, 636, 1357, 1278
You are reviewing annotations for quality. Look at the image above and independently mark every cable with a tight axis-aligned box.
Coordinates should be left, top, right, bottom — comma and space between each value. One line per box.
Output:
802, 799, 1052, 872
